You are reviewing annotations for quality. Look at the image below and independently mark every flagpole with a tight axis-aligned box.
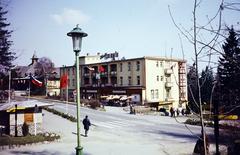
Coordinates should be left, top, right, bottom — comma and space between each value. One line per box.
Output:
66, 79, 68, 115
28, 78, 30, 100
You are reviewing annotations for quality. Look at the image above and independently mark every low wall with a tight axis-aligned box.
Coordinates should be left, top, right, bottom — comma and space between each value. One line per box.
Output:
9, 123, 42, 136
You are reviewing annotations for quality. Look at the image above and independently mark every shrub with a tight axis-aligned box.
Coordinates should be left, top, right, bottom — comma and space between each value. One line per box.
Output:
89, 100, 100, 109
43, 107, 77, 122
0, 133, 60, 146
185, 119, 201, 125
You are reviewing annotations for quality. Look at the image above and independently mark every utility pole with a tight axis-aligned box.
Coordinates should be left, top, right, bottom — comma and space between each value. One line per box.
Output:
214, 98, 220, 155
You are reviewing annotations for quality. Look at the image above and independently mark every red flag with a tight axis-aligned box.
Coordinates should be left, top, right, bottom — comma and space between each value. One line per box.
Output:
99, 66, 105, 72
60, 74, 68, 88
30, 76, 43, 87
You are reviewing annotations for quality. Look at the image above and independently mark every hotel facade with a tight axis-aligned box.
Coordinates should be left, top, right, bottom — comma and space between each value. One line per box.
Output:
60, 54, 187, 110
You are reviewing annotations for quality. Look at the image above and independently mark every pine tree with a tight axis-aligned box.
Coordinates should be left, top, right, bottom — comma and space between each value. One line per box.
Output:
217, 27, 240, 107
199, 67, 214, 106
0, 5, 15, 76
187, 65, 199, 113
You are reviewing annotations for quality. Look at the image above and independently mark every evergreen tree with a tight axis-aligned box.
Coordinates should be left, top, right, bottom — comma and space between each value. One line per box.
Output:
187, 65, 199, 113
199, 67, 214, 107
0, 5, 15, 77
188, 65, 214, 113
217, 27, 240, 107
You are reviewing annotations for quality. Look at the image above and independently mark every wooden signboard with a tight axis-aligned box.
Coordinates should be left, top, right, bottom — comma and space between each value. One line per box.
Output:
24, 113, 33, 123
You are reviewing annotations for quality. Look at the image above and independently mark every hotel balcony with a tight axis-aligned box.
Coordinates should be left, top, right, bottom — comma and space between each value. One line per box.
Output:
100, 72, 108, 77
165, 98, 175, 102
165, 82, 173, 88
165, 68, 173, 75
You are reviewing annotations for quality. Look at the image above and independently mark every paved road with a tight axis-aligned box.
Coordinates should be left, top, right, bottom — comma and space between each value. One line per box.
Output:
46, 100, 209, 142
1, 98, 217, 155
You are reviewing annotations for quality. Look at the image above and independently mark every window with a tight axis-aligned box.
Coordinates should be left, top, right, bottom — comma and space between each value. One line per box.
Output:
151, 89, 154, 99
120, 63, 123, 72
72, 67, 75, 75
68, 79, 70, 86
128, 62, 131, 71
156, 61, 159, 67
72, 79, 75, 87
160, 61, 163, 67
67, 68, 70, 75
155, 89, 159, 99
128, 76, 131, 85
157, 76, 159, 81
137, 76, 140, 85
161, 76, 163, 81
120, 76, 123, 86
136, 61, 140, 71
166, 89, 171, 98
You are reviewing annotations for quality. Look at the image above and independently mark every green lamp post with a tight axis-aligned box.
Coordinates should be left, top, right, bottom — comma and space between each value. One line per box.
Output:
67, 25, 88, 155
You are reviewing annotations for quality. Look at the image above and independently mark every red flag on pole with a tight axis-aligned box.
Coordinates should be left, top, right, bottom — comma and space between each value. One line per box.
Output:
99, 66, 105, 72
60, 74, 68, 88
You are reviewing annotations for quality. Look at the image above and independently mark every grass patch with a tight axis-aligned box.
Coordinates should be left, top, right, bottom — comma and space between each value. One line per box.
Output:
0, 133, 60, 146
43, 107, 77, 122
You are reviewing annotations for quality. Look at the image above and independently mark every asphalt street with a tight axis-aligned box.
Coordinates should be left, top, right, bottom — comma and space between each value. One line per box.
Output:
1, 99, 218, 155
48, 100, 207, 144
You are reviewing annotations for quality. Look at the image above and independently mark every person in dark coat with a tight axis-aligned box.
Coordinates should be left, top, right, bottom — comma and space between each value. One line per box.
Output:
176, 108, 180, 116
193, 133, 210, 155
170, 107, 174, 117
82, 115, 91, 137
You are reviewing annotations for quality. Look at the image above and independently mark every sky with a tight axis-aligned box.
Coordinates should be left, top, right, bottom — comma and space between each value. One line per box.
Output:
4, 0, 240, 68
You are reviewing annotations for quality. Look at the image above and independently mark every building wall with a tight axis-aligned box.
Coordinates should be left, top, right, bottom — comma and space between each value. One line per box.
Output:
47, 80, 60, 96
145, 59, 164, 103
59, 55, 188, 109
144, 58, 186, 109
117, 59, 144, 87
79, 54, 101, 65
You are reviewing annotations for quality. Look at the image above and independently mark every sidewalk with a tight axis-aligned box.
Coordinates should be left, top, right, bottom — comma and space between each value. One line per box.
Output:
0, 110, 172, 155
0, 107, 228, 155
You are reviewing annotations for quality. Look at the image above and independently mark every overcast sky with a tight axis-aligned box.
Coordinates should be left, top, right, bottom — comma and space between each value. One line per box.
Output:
5, 0, 240, 68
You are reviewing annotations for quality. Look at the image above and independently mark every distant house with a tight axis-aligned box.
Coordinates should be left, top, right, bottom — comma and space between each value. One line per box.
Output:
46, 68, 60, 97
0, 100, 52, 136
9, 53, 60, 96
11, 53, 45, 94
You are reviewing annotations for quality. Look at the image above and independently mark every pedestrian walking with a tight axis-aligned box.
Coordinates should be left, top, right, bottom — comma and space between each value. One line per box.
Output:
170, 107, 174, 117
176, 108, 180, 116
181, 109, 185, 116
82, 115, 91, 137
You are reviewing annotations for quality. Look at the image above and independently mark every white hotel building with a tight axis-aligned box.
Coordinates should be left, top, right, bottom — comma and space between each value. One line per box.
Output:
60, 54, 187, 110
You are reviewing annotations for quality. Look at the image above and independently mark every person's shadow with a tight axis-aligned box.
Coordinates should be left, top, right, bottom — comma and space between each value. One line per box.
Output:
72, 132, 86, 137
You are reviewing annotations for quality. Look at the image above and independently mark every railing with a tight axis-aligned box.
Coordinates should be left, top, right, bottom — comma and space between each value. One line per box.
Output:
165, 68, 173, 75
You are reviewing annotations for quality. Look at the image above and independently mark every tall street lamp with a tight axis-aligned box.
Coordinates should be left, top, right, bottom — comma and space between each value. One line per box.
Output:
8, 66, 16, 103
67, 25, 87, 155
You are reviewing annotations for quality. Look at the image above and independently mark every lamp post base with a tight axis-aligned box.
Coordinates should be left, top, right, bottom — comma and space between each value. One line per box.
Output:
76, 146, 83, 155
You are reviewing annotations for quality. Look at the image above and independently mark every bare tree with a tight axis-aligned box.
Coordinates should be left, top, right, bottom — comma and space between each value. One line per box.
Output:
38, 57, 55, 74
168, 0, 240, 154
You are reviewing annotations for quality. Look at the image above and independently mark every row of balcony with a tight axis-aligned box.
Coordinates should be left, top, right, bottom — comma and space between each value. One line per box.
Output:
83, 82, 173, 88
83, 71, 117, 77
84, 83, 118, 87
